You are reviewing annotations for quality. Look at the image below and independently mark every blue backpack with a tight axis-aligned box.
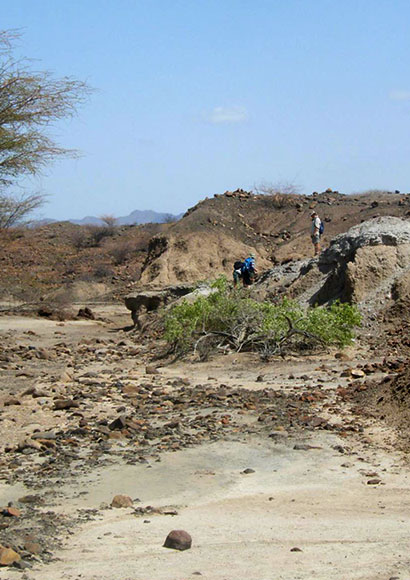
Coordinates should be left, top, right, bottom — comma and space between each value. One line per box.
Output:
319, 221, 324, 235
242, 257, 255, 273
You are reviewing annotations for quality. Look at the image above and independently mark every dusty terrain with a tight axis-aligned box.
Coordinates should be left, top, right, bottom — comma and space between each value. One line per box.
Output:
0, 192, 409, 578
0, 305, 409, 579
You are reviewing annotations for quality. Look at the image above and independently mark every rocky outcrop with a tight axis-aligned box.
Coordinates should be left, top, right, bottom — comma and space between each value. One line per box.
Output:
124, 284, 217, 325
124, 285, 194, 326
320, 216, 410, 265
255, 217, 410, 311
344, 244, 410, 303
316, 217, 410, 305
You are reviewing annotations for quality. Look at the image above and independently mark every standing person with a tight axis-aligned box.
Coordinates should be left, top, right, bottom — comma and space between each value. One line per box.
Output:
310, 211, 322, 256
241, 254, 257, 287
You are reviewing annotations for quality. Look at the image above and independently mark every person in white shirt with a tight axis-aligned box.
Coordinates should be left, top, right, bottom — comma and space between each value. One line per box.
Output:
310, 211, 322, 256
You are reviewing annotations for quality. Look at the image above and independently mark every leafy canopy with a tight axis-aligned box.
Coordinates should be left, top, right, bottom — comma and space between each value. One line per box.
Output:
164, 276, 361, 358
0, 30, 91, 227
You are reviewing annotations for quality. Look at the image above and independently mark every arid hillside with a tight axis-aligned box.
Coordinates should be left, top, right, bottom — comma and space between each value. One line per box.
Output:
0, 221, 166, 304
140, 188, 410, 286
0, 188, 409, 303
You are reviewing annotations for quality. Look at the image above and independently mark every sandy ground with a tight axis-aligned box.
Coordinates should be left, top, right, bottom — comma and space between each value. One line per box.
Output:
2, 435, 409, 580
0, 307, 409, 580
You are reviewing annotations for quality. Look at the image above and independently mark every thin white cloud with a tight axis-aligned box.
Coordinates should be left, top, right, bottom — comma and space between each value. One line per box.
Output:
205, 106, 248, 124
389, 90, 410, 101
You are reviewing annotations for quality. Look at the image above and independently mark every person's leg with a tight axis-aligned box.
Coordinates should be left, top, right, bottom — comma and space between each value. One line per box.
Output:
242, 271, 250, 287
312, 234, 320, 256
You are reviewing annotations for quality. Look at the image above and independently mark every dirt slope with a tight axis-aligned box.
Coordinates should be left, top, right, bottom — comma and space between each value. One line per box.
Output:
140, 189, 410, 287
0, 221, 165, 303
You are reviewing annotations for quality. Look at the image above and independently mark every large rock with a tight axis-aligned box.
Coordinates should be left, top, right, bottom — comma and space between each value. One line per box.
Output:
0, 545, 21, 566
124, 290, 168, 314
111, 494, 133, 508
320, 216, 410, 265
124, 285, 194, 326
344, 244, 410, 302
311, 217, 410, 305
125, 285, 194, 313
163, 530, 192, 551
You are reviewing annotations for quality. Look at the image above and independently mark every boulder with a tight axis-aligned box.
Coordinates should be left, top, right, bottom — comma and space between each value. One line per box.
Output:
111, 494, 133, 508
163, 530, 192, 551
251, 215, 410, 346
53, 399, 79, 410
0, 546, 21, 566
125, 290, 168, 314
77, 307, 95, 319
1, 507, 21, 517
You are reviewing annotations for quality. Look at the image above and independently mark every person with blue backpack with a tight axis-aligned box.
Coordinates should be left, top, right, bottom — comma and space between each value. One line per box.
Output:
241, 254, 257, 287
310, 211, 324, 256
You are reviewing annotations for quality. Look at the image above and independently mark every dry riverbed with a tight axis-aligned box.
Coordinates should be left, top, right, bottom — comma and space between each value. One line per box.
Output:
0, 306, 409, 580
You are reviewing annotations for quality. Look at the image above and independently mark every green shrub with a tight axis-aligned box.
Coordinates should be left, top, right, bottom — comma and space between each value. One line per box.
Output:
164, 276, 361, 358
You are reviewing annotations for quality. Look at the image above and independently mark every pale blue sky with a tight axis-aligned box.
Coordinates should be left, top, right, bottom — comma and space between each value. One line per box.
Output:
3, 0, 410, 219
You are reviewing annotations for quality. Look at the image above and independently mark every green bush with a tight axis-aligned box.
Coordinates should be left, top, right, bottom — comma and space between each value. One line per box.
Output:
164, 276, 361, 358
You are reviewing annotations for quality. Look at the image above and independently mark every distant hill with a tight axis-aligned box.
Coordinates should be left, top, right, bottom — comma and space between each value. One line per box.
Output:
71, 209, 183, 226
36, 209, 182, 227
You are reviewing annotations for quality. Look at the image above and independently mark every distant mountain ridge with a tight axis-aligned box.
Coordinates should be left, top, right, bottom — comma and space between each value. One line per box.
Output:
71, 209, 182, 226
38, 209, 183, 226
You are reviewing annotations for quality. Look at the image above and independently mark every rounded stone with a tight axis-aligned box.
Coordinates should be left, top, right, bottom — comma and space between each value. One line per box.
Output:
111, 494, 133, 508
163, 530, 192, 551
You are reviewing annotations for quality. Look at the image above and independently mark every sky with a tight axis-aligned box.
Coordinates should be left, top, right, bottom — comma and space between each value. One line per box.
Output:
2, 0, 410, 220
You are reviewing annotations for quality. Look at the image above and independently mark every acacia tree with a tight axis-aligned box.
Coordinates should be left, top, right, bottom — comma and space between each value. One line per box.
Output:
0, 30, 91, 227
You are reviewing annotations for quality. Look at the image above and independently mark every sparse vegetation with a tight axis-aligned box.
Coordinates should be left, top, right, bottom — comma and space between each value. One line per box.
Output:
0, 192, 46, 228
164, 276, 361, 359
106, 239, 136, 265
252, 181, 303, 210
254, 180, 302, 196
87, 223, 117, 246
69, 219, 119, 249
69, 226, 90, 250
91, 263, 114, 279
99, 214, 117, 230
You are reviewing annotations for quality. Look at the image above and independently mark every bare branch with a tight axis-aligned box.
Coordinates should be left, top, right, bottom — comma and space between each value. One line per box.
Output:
0, 191, 46, 228
254, 180, 302, 196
